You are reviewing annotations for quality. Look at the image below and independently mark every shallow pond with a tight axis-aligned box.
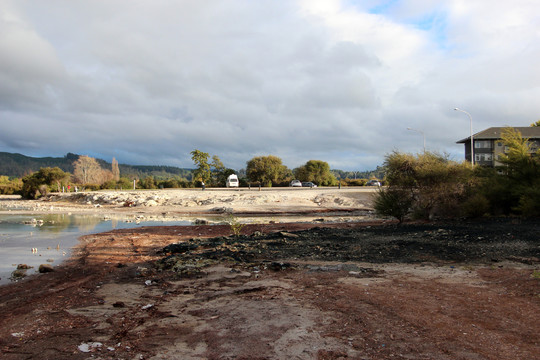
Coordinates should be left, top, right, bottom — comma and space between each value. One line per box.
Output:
0, 214, 192, 285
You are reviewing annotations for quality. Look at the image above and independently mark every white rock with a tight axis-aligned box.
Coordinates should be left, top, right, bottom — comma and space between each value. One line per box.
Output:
78, 342, 103, 353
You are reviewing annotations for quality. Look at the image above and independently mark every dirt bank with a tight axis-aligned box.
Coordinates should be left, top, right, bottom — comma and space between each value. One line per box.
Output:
1, 218, 539, 359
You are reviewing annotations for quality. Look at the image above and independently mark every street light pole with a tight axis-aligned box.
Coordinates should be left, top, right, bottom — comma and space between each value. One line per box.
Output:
407, 127, 426, 153
454, 108, 474, 166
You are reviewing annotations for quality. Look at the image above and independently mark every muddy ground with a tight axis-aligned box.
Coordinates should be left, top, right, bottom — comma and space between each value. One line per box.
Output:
0, 218, 539, 360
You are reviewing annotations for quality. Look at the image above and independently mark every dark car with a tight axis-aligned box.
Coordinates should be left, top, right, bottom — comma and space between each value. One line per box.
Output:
301, 182, 317, 188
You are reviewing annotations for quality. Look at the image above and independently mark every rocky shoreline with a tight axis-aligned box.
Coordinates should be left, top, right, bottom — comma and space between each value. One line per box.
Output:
1, 187, 377, 215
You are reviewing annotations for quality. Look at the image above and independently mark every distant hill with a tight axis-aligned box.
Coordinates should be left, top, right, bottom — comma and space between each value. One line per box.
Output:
0, 151, 383, 182
0, 152, 193, 180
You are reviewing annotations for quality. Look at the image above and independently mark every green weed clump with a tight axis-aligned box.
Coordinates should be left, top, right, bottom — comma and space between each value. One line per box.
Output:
228, 215, 246, 237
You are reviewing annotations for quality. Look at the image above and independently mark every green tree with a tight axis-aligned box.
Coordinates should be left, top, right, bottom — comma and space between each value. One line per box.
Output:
190, 150, 211, 185
294, 160, 337, 186
246, 155, 288, 187
210, 155, 228, 186
488, 127, 540, 216
530, 120, 540, 127
215, 168, 237, 187
497, 127, 539, 184
211, 155, 225, 174
190, 150, 234, 187
21, 167, 70, 199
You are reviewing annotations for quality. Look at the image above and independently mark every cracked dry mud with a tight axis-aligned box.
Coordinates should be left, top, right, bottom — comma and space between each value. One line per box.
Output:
0, 219, 539, 359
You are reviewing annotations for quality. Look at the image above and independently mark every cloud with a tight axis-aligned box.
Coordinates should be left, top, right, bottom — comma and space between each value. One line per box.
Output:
1, 0, 539, 171
0, 5, 66, 110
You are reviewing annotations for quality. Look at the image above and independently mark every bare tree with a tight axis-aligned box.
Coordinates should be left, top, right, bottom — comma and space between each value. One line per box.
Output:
112, 157, 120, 181
101, 169, 114, 184
73, 156, 103, 185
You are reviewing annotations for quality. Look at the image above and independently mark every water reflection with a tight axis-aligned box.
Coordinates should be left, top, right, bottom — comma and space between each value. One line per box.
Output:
20, 214, 105, 233
0, 213, 192, 286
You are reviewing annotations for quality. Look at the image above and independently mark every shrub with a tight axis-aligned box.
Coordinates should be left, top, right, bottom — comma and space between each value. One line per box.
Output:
118, 178, 134, 189
0, 176, 22, 195
100, 179, 117, 189
139, 176, 158, 189
516, 187, 540, 217
460, 194, 490, 218
379, 151, 474, 220
345, 178, 367, 186
21, 167, 70, 199
373, 187, 413, 223
159, 178, 190, 188
82, 183, 101, 191
476, 177, 514, 215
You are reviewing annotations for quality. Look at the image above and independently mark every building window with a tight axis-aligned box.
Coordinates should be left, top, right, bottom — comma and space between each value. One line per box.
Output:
475, 153, 493, 162
474, 140, 492, 149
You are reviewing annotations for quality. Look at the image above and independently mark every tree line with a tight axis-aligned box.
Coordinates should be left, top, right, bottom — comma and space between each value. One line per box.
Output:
374, 127, 540, 220
190, 150, 350, 188
0, 151, 383, 198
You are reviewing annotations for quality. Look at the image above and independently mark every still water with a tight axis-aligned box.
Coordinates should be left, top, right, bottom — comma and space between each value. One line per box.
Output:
0, 214, 192, 285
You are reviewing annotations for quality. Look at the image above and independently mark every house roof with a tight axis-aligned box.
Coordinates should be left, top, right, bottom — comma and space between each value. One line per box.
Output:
456, 127, 540, 143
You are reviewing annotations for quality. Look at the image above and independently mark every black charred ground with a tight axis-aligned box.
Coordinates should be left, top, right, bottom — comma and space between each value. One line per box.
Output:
156, 218, 540, 275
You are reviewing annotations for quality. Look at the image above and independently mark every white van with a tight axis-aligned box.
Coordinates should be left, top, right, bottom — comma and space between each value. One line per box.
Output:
226, 174, 239, 187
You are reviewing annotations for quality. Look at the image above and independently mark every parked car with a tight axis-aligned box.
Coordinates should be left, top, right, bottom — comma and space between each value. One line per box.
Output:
301, 182, 317, 188
290, 180, 302, 187
366, 179, 381, 186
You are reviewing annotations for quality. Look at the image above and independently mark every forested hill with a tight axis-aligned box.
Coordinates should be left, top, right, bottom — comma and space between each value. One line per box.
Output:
0, 152, 193, 179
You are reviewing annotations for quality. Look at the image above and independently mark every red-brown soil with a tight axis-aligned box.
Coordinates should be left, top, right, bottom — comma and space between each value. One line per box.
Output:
0, 220, 539, 359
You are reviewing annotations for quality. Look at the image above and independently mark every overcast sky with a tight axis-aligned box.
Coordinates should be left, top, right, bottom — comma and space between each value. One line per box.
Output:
1, 0, 539, 171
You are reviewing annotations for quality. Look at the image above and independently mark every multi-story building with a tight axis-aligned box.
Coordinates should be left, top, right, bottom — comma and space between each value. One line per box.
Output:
456, 127, 540, 167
